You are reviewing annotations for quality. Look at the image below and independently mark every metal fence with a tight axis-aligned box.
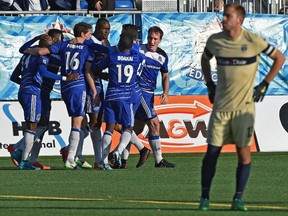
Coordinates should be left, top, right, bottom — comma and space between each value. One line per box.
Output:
0, 0, 288, 15
179, 0, 288, 14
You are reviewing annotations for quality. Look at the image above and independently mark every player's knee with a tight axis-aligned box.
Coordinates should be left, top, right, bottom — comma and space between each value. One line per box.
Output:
114, 124, 122, 133
205, 144, 221, 160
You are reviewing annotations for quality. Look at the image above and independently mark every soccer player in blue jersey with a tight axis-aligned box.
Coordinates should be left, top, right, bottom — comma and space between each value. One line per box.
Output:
25, 22, 96, 169
60, 18, 111, 169
9, 29, 65, 170
93, 32, 144, 170
75, 18, 111, 169
134, 26, 175, 168
16, 36, 78, 170
109, 24, 151, 169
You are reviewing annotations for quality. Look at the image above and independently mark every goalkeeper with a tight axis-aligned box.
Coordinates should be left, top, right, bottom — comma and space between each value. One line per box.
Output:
199, 3, 285, 211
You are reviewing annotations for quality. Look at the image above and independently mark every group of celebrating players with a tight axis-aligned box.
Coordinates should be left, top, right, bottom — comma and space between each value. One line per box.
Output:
7, 17, 176, 171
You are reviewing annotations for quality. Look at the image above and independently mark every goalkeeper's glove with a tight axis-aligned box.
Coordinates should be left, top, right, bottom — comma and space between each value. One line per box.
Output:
206, 81, 216, 104
253, 80, 269, 102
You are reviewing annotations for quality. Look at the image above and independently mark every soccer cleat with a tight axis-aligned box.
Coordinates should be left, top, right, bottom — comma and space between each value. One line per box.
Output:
155, 159, 176, 168
94, 163, 99, 169
136, 147, 151, 168
199, 197, 210, 211
98, 164, 113, 171
113, 159, 128, 169
120, 159, 128, 169
108, 152, 115, 164
32, 162, 51, 170
231, 198, 248, 211
11, 149, 22, 167
7, 144, 15, 154
64, 162, 77, 170
19, 161, 41, 170
76, 160, 92, 169
113, 151, 122, 167
60, 147, 68, 162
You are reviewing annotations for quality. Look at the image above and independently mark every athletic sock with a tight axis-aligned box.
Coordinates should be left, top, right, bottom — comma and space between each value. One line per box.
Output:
76, 126, 89, 161
29, 134, 44, 164
234, 163, 251, 200
117, 129, 132, 155
148, 135, 162, 163
130, 131, 144, 151
201, 145, 222, 199
90, 127, 102, 164
22, 130, 36, 161
14, 138, 24, 151
66, 128, 81, 164
121, 143, 131, 160
102, 130, 113, 164
29, 126, 48, 163
16, 126, 47, 152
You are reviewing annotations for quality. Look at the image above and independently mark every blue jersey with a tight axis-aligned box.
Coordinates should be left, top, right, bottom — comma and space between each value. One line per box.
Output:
19, 54, 50, 95
138, 44, 169, 93
49, 40, 93, 94
130, 43, 145, 111
89, 36, 108, 89
97, 47, 144, 102
41, 54, 61, 96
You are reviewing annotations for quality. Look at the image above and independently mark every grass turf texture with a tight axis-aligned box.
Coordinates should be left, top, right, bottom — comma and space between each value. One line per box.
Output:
0, 152, 287, 215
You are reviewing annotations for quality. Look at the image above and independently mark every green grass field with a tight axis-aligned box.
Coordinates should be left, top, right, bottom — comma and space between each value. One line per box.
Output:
0, 152, 287, 216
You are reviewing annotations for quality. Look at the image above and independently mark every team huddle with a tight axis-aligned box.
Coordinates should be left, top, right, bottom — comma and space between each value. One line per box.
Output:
7, 18, 176, 171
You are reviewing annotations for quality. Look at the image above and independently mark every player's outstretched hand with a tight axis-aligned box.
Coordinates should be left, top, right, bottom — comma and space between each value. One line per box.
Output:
206, 81, 216, 104
253, 80, 269, 102
66, 72, 79, 81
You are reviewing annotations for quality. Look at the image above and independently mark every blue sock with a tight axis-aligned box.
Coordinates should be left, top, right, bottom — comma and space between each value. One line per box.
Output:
234, 163, 251, 200
201, 145, 222, 199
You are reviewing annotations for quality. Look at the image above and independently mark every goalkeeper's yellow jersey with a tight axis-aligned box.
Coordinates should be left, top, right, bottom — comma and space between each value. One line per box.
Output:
204, 29, 276, 112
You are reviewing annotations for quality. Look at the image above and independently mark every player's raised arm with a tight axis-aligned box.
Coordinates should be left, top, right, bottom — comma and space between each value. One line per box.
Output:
23, 47, 50, 56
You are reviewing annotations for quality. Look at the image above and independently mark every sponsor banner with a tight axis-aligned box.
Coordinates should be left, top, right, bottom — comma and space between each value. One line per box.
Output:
0, 14, 131, 100
142, 13, 288, 96
1, 13, 288, 101
255, 96, 288, 152
0, 96, 259, 157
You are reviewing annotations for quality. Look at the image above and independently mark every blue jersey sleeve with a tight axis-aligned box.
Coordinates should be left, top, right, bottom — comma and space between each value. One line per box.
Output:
84, 39, 111, 54
161, 54, 169, 73
10, 61, 22, 84
38, 56, 62, 80
19, 37, 39, 53
95, 54, 110, 71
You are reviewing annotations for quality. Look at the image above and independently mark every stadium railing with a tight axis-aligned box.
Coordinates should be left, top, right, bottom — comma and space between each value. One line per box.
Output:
179, 0, 288, 14
1, 0, 288, 14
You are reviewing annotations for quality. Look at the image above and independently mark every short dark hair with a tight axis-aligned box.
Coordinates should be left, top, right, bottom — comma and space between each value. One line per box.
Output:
95, 17, 110, 31
148, 26, 164, 39
118, 32, 133, 52
73, 22, 92, 37
48, 29, 64, 41
122, 24, 138, 41
224, 3, 246, 19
